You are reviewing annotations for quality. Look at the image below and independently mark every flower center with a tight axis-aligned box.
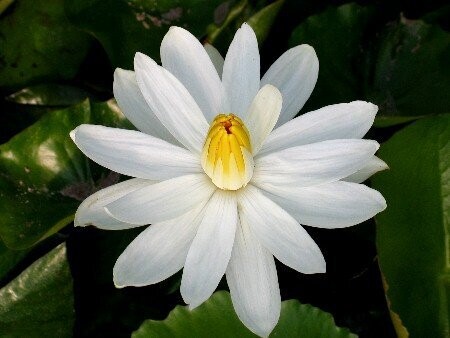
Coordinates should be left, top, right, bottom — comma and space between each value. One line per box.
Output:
201, 114, 254, 190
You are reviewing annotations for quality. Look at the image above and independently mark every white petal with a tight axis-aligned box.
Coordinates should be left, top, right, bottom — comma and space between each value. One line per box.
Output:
161, 27, 223, 123
134, 52, 209, 154
344, 156, 389, 183
222, 23, 260, 117
70, 124, 202, 180
113, 204, 206, 287
261, 45, 318, 127
113, 68, 178, 144
244, 85, 282, 155
181, 190, 237, 309
105, 174, 216, 225
239, 185, 325, 274
259, 101, 378, 156
226, 219, 280, 338
204, 43, 224, 78
74, 179, 153, 230
261, 181, 387, 228
254, 139, 380, 189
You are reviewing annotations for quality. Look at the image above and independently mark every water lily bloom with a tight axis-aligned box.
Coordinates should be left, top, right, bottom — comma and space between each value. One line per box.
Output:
71, 23, 387, 337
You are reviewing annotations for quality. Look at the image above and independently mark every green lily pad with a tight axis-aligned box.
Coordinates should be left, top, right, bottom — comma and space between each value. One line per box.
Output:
372, 114, 450, 337
289, 4, 450, 126
65, 0, 225, 68
0, 243, 74, 337
0, 99, 131, 249
0, 240, 27, 282
133, 291, 356, 337
369, 17, 450, 124
289, 3, 375, 113
0, 0, 92, 90
6, 84, 92, 106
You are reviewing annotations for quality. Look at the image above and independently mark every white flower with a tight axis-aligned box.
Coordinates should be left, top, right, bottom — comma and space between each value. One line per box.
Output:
70, 23, 387, 337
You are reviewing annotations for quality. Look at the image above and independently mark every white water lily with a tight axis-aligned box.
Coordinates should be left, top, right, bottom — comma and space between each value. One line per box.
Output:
71, 23, 387, 337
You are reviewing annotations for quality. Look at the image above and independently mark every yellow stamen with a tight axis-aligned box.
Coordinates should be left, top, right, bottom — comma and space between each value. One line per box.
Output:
201, 114, 254, 190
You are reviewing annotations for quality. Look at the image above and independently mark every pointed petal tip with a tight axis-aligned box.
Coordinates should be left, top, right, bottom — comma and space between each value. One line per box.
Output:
376, 157, 389, 171
240, 21, 257, 39
166, 25, 186, 35
134, 52, 154, 69
113, 282, 125, 289
368, 187, 388, 212
294, 44, 318, 65
112, 68, 129, 93
187, 303, 199, 311
69, 128, 77, 142
312, 256, 326, 274
112, 264, 128, 289
368, 139, 381, 152
162, 26, 186, 45
297, 43, 316, 54
247, 320, 277, 338
180, 291, 202, 311
72, 216, 84, 227
112, 272, 126, 289
379, 194, 388, 211
113, 67, 126, 77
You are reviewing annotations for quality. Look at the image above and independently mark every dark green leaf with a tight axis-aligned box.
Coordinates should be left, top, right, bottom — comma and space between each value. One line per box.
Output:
0, 0, 92, 90
369, 17, 450, 125
0, 99, 131, 249
67, 227, 182, 336
65, 0, 226, 68
0, 0, 15, 15
247, 0, 284, 44
289, 4, 375, 112
0, 243, 74, 337
6, 84, 93, 106
422, 4, 450, 30
0, 240, 27, 281
289, 4, 450, 126
206, 0, 277, 52
133, 291, 356, 337
373, 114, 450, 337
206, 0, 248, 51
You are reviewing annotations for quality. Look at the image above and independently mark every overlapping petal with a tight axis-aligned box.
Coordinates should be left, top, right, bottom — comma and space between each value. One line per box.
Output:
239, 185, 325, 273
113, 204, 206, 288
134, 52, 209, 154
181, 190, 237, 309
204, 43, 224, 77
161, 27, 223, 122
244, 85, 282, 155
105, 174, 216, 225
260, 44, 318, 127
226, 219, 281, 338
70, 124, 202, 180
74, 178, 153, 230
253, 139, 380, 189
113, 68, 178, 144
259, 101, 378, 156
222, 23, 260, 117
344, 156, 388, 183
261, 181, 387, 228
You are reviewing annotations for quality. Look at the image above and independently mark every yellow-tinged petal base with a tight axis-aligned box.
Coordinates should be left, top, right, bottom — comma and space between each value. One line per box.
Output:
201, 114, 254, 190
